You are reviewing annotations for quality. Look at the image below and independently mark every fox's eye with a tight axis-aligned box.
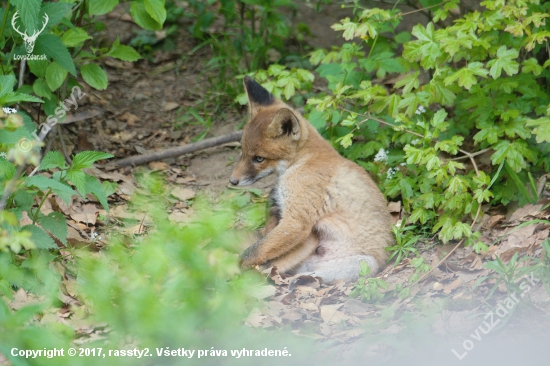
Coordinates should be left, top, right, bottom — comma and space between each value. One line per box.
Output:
253, 156, 265, 163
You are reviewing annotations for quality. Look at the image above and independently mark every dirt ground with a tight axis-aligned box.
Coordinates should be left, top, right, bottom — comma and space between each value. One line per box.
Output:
32, 2, 550, 365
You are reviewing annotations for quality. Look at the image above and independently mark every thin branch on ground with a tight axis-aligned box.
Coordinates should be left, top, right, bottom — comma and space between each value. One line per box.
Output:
108, 131, 243, 168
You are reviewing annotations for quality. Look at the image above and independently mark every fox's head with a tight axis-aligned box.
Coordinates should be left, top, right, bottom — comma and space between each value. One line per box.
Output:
229, 76, 309, 186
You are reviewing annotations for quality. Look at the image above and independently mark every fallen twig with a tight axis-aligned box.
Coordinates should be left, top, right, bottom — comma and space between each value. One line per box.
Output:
108, 131, 243, 168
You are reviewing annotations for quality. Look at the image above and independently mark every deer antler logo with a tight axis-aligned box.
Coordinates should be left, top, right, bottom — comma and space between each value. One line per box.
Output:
11, 11, 49, 54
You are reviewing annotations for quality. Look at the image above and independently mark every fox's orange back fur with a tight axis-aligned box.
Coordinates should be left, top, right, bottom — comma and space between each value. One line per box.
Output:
230, 76, 394, 283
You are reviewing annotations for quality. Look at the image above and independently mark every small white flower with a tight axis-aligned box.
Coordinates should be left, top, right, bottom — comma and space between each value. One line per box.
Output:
415, 106, 426, 115
90, 232, 101, 240
2, 107, 18, 115
386, 167, 397, 179
374, 148, 388, 162
0, 152, 7, 159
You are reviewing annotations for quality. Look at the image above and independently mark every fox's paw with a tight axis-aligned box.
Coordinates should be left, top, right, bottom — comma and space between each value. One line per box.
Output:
240, 246, 262, 269
240, 237, 265, 268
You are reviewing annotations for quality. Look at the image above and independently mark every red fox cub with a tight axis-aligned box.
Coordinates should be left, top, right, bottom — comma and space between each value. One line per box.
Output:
229, 76, 394, 283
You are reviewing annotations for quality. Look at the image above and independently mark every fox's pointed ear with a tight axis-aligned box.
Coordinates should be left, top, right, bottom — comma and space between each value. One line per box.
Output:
243, 76, 274, 117
266, 109, 300, 140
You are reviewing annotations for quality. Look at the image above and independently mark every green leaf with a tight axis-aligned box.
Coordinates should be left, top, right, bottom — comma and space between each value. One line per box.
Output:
81, 64, 108, 90
45, 62, 67, 91
0, 91, 43, 105
25, 176, 76, 205
399, 178, 414, 199
71, 151, 114, 170
526, 117, 550, 143
490, 140, 536, 172
504, 163, 537, 203
403, 23, 440, 69
0, 75, 16, 96
21, 225, 57, 249
144, 0, 166, 25
431, 109, 448, 129
61, 28, 92, 47
522, 58, 543, 76
443, 62, 488, 90
371, 94, 401, 117
107, 40, 142, 61
487, 46, 519, 79
307, 109, 326, 131
88, 0, 120, 15
37, 212, 67, 245
394, 71, 419, 94
409, 207, 431, 224
28, 59, 48, 78
32, 78, 51, 98
14, 0, 42, 34
40, 151, 68, 170
337, 133, 353, 148
66, 170, 87, 196
40, 2, 72, 29
0, 159, 17, 181
34, 34, 77, 76
130, 0, 163, 30
86, 175, 110, 211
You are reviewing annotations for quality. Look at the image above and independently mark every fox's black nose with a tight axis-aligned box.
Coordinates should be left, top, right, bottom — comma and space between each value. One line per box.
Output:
229, 177, 239, 185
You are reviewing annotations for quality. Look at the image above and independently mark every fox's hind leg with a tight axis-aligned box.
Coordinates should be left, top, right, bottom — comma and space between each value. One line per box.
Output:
258, 233, 319, 273
294, 255, 381, 284
255, 189, 318, 272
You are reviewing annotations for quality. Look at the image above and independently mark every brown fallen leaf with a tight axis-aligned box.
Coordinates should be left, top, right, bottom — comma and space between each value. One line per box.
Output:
116, 111, 140, 126
19, 211, 32, 226
443, 277, 463, 294
246, 284, 277, 300
507, 203, 543, 222
70, 203, 98, 225
112, 131, 137, 142
281, 308, 304, 322
148, 161, 170, 171
488, 214, 505, 228
116, 181, 135, 197
123, 224, 146, 236
163, 102, 180, 111
320, 304, 349, 324
496, 224, 537, 256
298, 301, 319, 312
245, 308, 267, 327
67, 225, 88, 246
171, 187, 196, 201
168, 210, 191, 223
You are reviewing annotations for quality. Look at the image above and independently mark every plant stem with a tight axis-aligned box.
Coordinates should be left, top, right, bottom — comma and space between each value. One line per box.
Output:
32, 188, 52, 223
0, 0, 11, 45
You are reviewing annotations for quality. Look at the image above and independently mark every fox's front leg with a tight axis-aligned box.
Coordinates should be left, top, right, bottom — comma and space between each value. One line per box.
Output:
240, 218, 313, 268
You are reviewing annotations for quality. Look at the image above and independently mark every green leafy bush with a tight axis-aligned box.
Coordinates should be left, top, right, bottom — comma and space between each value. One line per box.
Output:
301, 0, 550, 247
1, 0, 157, 114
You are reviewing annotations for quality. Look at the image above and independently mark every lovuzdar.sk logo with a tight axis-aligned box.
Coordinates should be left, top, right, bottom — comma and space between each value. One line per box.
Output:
11, 11, 49, 54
